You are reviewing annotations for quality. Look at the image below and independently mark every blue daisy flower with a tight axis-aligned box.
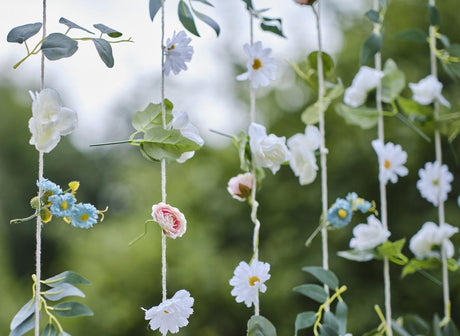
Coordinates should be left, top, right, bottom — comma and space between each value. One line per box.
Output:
49, 193, 76, 217
70, 203, 98, 229
327, 198, 353, 228
346, 192, 372, 213
37, 178, 62, 196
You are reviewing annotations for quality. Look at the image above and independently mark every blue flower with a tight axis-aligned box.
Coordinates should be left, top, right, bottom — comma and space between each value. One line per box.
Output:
327, 198, 352, 228
37, 178, 62, 196
346, 192, 372, 213
49, 193, 76, 217
70, 203, 98, 229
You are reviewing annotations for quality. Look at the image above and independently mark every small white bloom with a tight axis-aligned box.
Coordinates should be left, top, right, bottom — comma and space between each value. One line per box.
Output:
143, 289, 194, 335
237, 41, 277, 89
227, 173, 253, 201
416, 161, 453, 206
371, 139, 409, 185
164, 30, 193, 76
28, 88, 78, 153
350, 215, 391, 250
287, 125, 321, 185
344, 66, 384, 107
409, 222, 458, 259
229, 260, 270, 308
409, 75, 450, 108
170, 110, 203, 163
249, 123, 290, 174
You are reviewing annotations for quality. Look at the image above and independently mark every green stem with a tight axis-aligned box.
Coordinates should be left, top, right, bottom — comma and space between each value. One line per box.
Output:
129, 220, 155, 246
10, 212, 39, 225
72, 37, 133, 44
374, 305, 389, 336
13, 37, 45, 69
313, 286, 347, 336
89, 139, 141, 147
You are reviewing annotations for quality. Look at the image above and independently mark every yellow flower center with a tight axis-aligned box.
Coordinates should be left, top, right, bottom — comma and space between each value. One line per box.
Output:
338, 209, 347, 219
163, 310, 169, 314
252, 58, 262, 70
168, 44, 175, 51
384, 159, 391, 169
357, 198, 364, 205
81, 213, 89, 222
432, 179, 439, 186
249, 276, 260, 286
61, 201, 69, 210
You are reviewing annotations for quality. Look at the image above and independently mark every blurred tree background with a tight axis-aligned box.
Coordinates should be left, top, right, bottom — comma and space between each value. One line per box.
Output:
1, 0, 460, 335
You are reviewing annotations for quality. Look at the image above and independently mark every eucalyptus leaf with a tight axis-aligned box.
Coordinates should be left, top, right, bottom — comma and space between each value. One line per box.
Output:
192, 0, 214, 6
41, 33, 78, 60
360, 33, 382, 66
301, 266, 339, 289
92, 38, 114, 68
192, 8, 220, 36
443, 321, 459, 336
178, 0, 200, 37
433, 315, 442, 336
149, 0, 162, 21
42, 323, 57, 336
319, 324, 339, 336
59, 18, 93, 34
335, 104, 380, 129
323, 312, 340, 333
381, 59, 405, 103
392, 320, 412, 336
247, 315, 277, 336
9, 314, 35, 336
242, 0, 254, 10
93, 24, 122, 38
293, 284, 327, 303
427, 4, 441, 26
7, 22, 42, 44
402, 315, 430, 335
53, 302, 93, 318
44, 283, 85, 301
395, 29, 428, 44
335, 301, 348, 335
260, 22, 284, 38
44, 271, 90, 288
295, 312, 316, 335
10, 299, 34, 330
365, 10, 380, 24
337, 249, 376, 262
132, 101, 173, 133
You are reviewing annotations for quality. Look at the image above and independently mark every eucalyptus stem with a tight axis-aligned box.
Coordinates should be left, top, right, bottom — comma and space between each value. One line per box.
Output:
313, 286, 347, 336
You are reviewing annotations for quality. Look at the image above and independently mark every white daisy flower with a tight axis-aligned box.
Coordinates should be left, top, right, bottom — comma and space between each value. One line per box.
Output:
409, 75, 450, 108
371, 139, 409, 185
344, 66, 384, 108
416, 161, 453, 206
237, 41, 277, 89
409, 222, 458, 259
229, 260, 270, 308
143, 289, 194, 335
164, 31, 193, 76
350, 215, 391, 251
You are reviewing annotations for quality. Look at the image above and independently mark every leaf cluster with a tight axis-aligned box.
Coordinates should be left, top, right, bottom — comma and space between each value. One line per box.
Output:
241, 0, 284, 38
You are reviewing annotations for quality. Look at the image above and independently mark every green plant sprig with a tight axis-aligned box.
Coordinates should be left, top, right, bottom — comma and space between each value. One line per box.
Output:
312, 285, 347, 336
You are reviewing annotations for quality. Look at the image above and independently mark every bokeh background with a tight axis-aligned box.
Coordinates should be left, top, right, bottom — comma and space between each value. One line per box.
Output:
1, 0, 460, 335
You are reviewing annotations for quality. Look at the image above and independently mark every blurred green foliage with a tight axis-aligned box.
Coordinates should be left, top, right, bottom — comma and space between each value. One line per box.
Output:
1, 0, 460, 335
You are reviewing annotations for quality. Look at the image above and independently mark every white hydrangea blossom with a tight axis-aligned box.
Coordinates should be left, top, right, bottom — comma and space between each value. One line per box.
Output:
409, 222, 458, 259
349, 215, 391, 250
371, 139, 409, 185
344, 66, 384, 107
409, 75, 450, 108
237, 41, 277, 89
416, 161, 453, 206
164, 30, 194, 76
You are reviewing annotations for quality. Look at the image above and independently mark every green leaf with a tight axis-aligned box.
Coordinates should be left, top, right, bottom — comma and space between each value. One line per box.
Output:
41, 323, 57, 336
59, 18, 93, 34
392, 320, 412, 336
395, 29, 428, 44
363, 328, 384, 336
323, 312, 340, 333
92, 38, 114, 68
293, 284, 328, 303
441, 44, 460, 82
132, 101, 173, 133
335, 301, 348, 335
365, 10, 381, 23
149, 0, 162, 21
53, 302, 93, 318
433, 315, 442, 336
232, 131, 251, 172
335, 103, 380, 129
381, 59, 405, 103
447, 258, 459, 272
402, 258, 442, 277
178, 0, 200, 37
260, 17, 284, 38
9, 313, 35, 336
41, 33, 78, 60
192, 8, 220, 36
242, 0, 254, 10
44, 283, 85, 301
93, 24, 122, 38
396, 97, 433, 120
7, 23, 42, 44
402, 315, 430, 335
443, 321, 459, 336
247, 315, 277, 336
376, 239, 405, 259
308, 51, 335, 77
319, 324, 339, 336
301, 102, 321, 125
44, 271, 91, 288
10, 299, 34, 330
427, 4, 441, 26
337, 249, 375, 262
193, 0, 214, 6
360, 33, 382, 66
438, 34, 450, 48
295, 312, 316, 335
301, 266, 339, 289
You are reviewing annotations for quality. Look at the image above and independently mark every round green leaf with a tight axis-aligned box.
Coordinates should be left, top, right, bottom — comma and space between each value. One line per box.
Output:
41, 33, 78, 60
92, 38, 114, 68
301, 266, 339, 289
7, 23, 42, 44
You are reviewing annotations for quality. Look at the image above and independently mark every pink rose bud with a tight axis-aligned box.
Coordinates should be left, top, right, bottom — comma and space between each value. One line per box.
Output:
294, 0, 317, 5
227, 173, 253, 202
151, 202, 187, 239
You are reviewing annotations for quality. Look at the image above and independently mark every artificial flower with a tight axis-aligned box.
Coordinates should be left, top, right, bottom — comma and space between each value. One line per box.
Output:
151, 202, 187, 239
344, 66, 384, 107
409, 75, 450, 108
237, 41, 277, 89
49, 193, 76, 217
37, 178, 62, 197
371, 139, 409, 185
164, 31, 193, 76
70, 203, 98, 229
28, 88, 78, 153
170, 110, 204, 163
287, 125, 321, 185
229, 260, 270, 308
350, 215, 390, 250
294, 0, 318, 5
227, 173, 253, 202
143, 289, 194, 335
416, 161, 453, 206
409, 222, 458, 259
346, 192, 372, 213
249, 123, 290, 174
327, 198, 353, 228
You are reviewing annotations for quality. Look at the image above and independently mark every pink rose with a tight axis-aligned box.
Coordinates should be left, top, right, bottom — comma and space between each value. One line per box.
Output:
294, 0, 317, 5
151, 202, 187, 239
227, 173, 253, 202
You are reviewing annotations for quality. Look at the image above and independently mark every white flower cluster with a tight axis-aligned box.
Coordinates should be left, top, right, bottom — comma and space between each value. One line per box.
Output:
409, 75, 450, 108
417, 161, 453, 206
409, 222, 458, 259
349, 215, 391, 251
344, 66, 383, 108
